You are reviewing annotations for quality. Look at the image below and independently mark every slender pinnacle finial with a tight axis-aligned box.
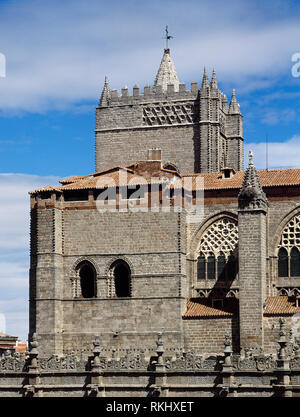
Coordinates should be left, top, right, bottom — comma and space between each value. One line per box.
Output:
211, 68, 218, 89
249, 150, 253, 165
201, 66, 210, 88
99, 75, 111, 107
164, 25, 174, 50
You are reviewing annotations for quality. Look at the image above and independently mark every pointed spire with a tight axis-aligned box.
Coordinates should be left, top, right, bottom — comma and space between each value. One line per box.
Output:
153, 49, 179, 92
229, 89, 241, 114
238, 151, 268, 211
201, 67, 210, 89
210, 69, 218, 89
99, 76, 110, 107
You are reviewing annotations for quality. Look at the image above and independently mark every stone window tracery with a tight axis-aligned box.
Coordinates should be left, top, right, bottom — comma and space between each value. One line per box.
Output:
197, 217, 238, 281
278, 214, 300, 279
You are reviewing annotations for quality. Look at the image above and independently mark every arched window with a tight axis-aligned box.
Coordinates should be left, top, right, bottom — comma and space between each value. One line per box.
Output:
207, 253, 216, 280
196, 217, 238, 282
113, 261, 131, 298
197, 253, 205, 280
278, 248, 288, 277
163, 163, 179, 173
217, 252, 226, 280
227, 252, 237, 281
78, 262, 96, 298
291, 247, 300, 277
277, 214, 300, 279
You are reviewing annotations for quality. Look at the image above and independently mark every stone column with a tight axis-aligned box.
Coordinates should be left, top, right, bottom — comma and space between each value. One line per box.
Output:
220, 331, 235, 397
152, 332, 168, 397
24, 333, 41, 397
275, 318, 292, 397
238, 151, 268, 351
30, 200, 64, 356
87, 337, 105, 397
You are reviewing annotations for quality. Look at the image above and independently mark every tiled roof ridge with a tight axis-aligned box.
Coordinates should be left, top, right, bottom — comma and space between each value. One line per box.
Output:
30, 165, 300, 195
60, 165, 135, 184
183, 296, 300, 319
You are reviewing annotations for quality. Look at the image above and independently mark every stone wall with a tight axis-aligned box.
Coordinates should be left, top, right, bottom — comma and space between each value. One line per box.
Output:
183, 317, 240, 354
95, 85, 244, 173
0, 345, 299, 397
29, 183, 300, 358
95, 125, 199, 174
30, 206, 187, 357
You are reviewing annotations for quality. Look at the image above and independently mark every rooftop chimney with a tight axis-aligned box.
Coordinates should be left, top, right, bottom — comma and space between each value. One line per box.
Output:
147, 148, 162, 161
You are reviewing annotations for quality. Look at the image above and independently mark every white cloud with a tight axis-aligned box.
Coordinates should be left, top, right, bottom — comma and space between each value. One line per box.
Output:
0, 0, 299, 112
0, 174, 59, 341
245, 135, 300, 169
261, 108, 297, 125
0, 174, 59, 249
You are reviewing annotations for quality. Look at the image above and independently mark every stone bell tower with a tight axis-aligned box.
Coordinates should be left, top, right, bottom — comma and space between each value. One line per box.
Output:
238, 151, 268, 350
95, 48, 244, 174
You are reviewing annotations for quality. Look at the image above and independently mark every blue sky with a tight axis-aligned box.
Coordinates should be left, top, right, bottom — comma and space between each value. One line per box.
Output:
1, 0, 300, 341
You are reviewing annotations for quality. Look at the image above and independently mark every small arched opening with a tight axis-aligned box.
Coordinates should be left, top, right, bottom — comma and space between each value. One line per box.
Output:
112, 261, 131, 298
77, 262, 97, 298
291, 247, 300, 277
278, 247, 288, 278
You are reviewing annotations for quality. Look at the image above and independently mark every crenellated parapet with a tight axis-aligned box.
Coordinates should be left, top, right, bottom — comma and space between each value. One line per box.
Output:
95, 48, 244, 175
98, 82, 199, 108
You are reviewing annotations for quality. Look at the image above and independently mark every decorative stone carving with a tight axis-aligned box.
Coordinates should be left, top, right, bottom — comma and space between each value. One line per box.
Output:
234, 355, 276, 371
277, 287, 300, 296
38, 354, 86, 372
0, 354, 25, 372
278, 214, 300, 251
198, 217, 238, 257
163, 350, 219, 371
142, 102, 196, 126
238, 151, 268, 212
98, 349, 149, 371
196, 288, 239, 298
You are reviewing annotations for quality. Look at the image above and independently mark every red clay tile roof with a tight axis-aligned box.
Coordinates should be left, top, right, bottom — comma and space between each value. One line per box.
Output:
184, 168, 300, 191
30, 164, 181, 194
29, 164, 300, 195
264, 296, 300, 315
59, 175, 88, 184
183, 298, 239, 319
183, 296, 300, 319
0, 332, 17, 339
15, 343, 27, 353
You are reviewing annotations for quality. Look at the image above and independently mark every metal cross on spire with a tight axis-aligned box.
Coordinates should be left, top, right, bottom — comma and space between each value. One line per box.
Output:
164, 25, 174, 49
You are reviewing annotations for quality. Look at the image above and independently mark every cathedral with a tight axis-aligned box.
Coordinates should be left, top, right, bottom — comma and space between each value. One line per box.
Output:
1, 47, 300, 397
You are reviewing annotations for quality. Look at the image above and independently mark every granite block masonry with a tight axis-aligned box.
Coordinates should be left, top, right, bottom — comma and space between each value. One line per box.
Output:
2, 46, 300, 397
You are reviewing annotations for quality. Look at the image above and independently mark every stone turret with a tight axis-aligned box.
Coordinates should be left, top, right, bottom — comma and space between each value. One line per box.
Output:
226, 88, 243, 170
153, 48, 179, 92
229, 89, 241, 115
200, 67, 210, 90
238, 151, 268, 351
95, 49, 244, 173
99, 76, 110, 107
238, 151, 267, 211
210, 69, 218, 90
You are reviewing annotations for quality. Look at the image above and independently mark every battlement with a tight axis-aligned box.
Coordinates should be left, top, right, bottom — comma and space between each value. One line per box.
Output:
98, 81, 232, 111
96, 49, 243, 174
98, 82, 199, 108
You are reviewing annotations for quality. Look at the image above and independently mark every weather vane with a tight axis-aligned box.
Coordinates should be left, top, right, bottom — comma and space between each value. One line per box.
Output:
164, 25, 174, 49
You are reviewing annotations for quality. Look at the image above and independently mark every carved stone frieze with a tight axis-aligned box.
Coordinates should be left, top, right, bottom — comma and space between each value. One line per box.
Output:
142, 102, 196, 126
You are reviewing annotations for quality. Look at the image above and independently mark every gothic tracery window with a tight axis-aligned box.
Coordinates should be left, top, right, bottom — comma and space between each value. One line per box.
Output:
197, 217, 238, 281
278, 214, 300, 278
